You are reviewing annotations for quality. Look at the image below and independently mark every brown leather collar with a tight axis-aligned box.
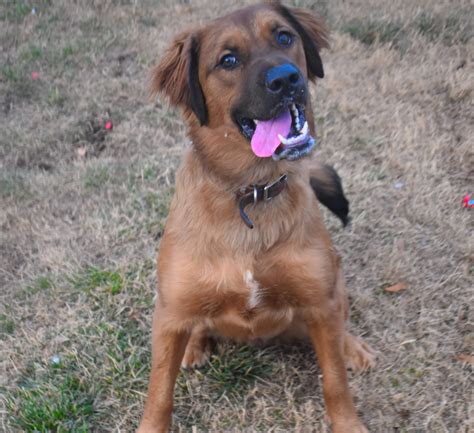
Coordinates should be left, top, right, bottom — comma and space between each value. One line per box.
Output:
236, 174, 288, 229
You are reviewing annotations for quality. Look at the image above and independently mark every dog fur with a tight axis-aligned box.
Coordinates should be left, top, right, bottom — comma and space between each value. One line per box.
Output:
138, 3, 375, 432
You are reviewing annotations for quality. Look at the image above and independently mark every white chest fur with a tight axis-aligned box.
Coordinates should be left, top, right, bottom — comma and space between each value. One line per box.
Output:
244, 270, 264, 310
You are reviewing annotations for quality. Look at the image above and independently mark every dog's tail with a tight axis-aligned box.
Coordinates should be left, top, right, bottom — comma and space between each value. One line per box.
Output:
309, 163, 350, 226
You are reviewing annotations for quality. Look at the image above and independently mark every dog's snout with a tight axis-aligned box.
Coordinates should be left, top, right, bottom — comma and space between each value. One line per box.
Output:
265, 63, 303, 96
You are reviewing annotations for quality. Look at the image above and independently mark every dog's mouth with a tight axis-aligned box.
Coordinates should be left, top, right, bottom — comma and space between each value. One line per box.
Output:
236, 103, 315, 161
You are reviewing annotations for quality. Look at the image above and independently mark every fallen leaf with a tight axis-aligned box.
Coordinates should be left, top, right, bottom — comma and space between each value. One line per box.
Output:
77, 147, 87, 157
385, 282, 408, 293
456, 354, 474, 366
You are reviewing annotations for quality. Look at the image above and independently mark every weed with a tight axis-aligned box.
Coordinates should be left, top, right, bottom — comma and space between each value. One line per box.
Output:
47, 86, 66, 107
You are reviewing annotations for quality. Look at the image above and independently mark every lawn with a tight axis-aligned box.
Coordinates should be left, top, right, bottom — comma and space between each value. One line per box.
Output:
0, 0, 472, 432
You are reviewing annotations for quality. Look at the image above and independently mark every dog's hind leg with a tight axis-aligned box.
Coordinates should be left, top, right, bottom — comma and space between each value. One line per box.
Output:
309, 163, 350, 226
181, 324, 213, 368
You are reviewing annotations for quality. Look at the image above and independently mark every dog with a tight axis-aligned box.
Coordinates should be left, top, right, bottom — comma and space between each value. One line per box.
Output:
138, 2, 375, 432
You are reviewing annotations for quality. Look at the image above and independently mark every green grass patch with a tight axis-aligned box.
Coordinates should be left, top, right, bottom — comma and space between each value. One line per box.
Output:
4, 261, 155, 431
1, 2, 32, 22
342, 19, 402, 46
84, 165, 110, 189
195, 345, 275, 398
1, 64, 34, 98
1, 1, 53, 22
70, 267, 124, 295
5, 361, 97, 433
20, 45, 43, 62
25, 275, 54, 295
62, 45, 74, 58
0, 313, 15, 336
47, 85, 67, 107
0, 172, 32, 200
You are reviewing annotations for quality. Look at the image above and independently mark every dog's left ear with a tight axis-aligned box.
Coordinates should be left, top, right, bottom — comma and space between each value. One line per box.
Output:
276, 4, 329, 80
150, 32, 208, 125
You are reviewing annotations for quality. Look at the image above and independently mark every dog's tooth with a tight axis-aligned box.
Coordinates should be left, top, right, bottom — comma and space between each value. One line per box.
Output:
254, 119, 259, 124
278, 134, 290, 145
301, 121, 308, 135
287, 135, 299, 145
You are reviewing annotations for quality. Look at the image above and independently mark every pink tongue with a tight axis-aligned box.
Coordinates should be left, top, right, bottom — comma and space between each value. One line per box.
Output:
251, 109, 292, 157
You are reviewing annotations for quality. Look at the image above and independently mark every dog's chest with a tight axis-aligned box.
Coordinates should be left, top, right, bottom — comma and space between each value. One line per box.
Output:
207, 270, 296, 340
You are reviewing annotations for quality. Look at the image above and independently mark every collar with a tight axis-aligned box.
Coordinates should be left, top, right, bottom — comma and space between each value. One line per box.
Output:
236, 174, 288, 229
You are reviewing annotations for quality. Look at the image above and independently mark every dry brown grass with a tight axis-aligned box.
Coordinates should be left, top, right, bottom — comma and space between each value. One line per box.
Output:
1, 0, 472, 432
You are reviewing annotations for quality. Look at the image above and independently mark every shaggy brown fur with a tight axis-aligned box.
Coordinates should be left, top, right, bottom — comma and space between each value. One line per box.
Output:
138, 3, 375, 433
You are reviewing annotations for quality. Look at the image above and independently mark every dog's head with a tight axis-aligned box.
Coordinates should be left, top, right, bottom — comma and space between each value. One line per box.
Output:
151, 2, 329, 172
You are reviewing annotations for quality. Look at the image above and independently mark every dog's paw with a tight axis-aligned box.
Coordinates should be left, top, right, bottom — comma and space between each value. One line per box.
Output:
333, 421, 369, 433
344, 333, 376, 371
136, 422, 168, 433
181, 336, 212, 369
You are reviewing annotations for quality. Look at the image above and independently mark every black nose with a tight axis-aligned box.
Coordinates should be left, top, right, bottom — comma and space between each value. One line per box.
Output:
265, 63, 303, 96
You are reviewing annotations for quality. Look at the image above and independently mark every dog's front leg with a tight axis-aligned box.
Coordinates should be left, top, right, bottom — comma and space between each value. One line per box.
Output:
306, 308, 369, 433
137, 305, 190, 433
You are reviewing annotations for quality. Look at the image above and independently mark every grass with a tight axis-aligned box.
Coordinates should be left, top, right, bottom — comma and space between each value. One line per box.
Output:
84, 165, 110, 190
341, 12, 471, 49
1, 2, 32, 23
415, 13, 471, 45
70, 267, 124, 295
0, 172, 31, 200
201, 345, 275, 397
0, 313, 15, 336
1, 64, 35, 98
7, 366, 96, 433
1, 0, 472, 432
342, 19, 402, 46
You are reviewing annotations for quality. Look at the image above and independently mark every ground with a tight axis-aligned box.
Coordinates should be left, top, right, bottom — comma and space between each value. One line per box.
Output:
0, 0, 472, 432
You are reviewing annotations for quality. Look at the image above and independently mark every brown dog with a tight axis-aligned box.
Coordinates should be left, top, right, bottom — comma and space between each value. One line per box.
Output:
138, 2, 375, 432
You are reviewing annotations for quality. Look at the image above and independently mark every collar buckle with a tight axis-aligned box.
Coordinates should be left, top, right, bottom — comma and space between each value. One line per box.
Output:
238, 173, 288, 229
264, 174, 287, 201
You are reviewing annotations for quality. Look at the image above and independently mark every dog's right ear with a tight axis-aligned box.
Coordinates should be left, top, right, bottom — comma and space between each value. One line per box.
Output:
150, 31, 208, 125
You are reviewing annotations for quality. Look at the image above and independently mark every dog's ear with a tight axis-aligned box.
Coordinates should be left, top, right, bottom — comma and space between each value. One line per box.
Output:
276, 5, 329, 80
150, 31, 208, 125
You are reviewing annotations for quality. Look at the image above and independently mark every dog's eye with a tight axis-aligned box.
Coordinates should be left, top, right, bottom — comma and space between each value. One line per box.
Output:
219, 54, 240, 69
276, 31, 293, 47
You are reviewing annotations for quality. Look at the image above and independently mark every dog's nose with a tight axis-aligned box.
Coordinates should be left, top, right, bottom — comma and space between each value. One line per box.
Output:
265, 63, 303, 96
